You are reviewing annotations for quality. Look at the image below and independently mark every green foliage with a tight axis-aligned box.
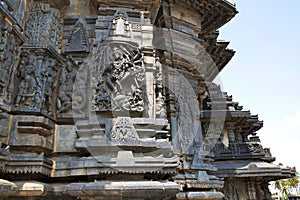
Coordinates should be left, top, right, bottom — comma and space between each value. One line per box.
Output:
273, 173, 300, 199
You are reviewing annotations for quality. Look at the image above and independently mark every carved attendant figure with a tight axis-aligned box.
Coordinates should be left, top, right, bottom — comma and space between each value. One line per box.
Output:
57, 59, 76, 113
5, 35, 18, 100
92, 46, 145, 112
155, 58, 166, 118
15, 54, 42, 108
0, 23, 12, 95
43, 58, 57, 114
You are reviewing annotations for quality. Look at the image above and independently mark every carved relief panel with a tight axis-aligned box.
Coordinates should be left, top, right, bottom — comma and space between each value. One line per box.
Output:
25, 2, 63, 51
0, 20, 23, 109
56, 57, 77, 114
91, 43, 145, 114
166, 69, 202, 154
13, 49, 61, 117
56, 56, 87, 118
154, 58, 167, 118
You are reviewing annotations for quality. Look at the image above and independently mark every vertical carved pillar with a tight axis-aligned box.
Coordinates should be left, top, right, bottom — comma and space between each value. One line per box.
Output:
8, 1, 63, 154
142, 47, 156, 118
226, 123, 239, 153
154, 56, 167, 119
242, 132, 249, 142
246, 179, 257, 200
0, 21, 14, 101
13, 1, 63, 117
226, 123, 236, 143
262, 182, 272, 200
235, 127, 243, 143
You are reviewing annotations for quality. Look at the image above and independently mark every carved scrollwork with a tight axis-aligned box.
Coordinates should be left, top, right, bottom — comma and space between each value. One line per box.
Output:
25, 2, 62, 51
111, 117, 139, 143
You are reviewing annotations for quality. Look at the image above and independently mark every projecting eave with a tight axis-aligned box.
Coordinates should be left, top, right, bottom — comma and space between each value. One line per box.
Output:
171, 0, 238, 34
216, 40, 230, 48
206, 47, 235, 81
97, 0, 159, 10
213, 161, 296, 181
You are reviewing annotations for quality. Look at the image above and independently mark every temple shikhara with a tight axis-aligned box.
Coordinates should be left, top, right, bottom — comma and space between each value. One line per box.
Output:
0, 0, 296, 199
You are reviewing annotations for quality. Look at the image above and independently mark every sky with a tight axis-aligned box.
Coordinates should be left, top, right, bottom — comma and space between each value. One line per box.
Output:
218, 0, 300, 174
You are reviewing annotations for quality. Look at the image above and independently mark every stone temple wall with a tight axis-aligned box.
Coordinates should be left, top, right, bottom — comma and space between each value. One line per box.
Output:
0, 0, 295, 199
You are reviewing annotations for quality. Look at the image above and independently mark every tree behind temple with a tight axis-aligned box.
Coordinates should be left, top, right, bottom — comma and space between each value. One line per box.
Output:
274, 173, 299, 199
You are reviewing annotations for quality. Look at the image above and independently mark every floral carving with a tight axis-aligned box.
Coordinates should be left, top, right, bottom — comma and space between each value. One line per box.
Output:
25, 2, 62, 51
111, 117, 139, 143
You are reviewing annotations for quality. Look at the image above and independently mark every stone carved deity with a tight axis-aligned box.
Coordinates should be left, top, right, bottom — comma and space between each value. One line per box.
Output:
2, 33, 19, 102
154, 58, 167, 118
0, 23, 12, 96
0, 21, 21, 102
93, 74, 113, 111
43, 58, 57, 114
15, 54, 43, 109
93, 47, 145, 112
57, 59, 77, 113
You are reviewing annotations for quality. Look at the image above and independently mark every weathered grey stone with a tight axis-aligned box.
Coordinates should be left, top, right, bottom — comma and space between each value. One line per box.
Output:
0, 1, 295, 200
56, 125, 77, 152
0, 179, 17, 198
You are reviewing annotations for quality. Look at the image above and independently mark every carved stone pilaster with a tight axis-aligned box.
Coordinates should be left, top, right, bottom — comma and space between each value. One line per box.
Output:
154, 57, 167, 119
226, 123, 235, 143
246, 179, 257, 200
235, 127, 243, 143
